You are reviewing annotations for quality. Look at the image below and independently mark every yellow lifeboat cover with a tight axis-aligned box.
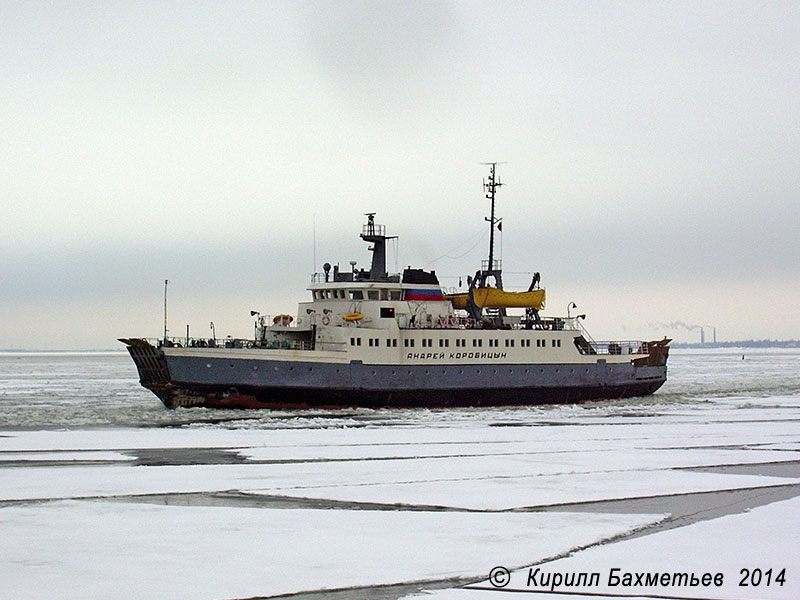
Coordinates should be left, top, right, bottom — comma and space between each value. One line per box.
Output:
446, 288, 545, 310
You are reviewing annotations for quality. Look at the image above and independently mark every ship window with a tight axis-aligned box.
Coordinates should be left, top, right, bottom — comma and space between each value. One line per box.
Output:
357, 338, 361, 346
380, 289, 389, 300
350, 338, 355, 346
350, 290, 363, 300
380, 307, 395, 318
472, 339, 477, 347
367, 290, 379, 300
389, 291, 402, 300
368, 339, 373, 347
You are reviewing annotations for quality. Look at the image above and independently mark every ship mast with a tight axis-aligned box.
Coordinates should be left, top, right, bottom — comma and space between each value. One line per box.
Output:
478, 162, 504, 291
464, 163, 507, 324
484, 162, 502, 274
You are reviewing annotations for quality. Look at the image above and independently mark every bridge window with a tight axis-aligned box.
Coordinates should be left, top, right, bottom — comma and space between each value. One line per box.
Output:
367, 290, 379, 300
350, 290, 363, 300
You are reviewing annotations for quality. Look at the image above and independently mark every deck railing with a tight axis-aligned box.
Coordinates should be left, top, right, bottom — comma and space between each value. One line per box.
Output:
156, 337, 313, 351
574, 339, 647, 355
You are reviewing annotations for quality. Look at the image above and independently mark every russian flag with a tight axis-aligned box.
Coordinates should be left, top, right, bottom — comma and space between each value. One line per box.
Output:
405, 289, 445, 301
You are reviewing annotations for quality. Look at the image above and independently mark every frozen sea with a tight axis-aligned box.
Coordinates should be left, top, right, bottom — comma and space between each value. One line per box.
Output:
1, 348, 799, 599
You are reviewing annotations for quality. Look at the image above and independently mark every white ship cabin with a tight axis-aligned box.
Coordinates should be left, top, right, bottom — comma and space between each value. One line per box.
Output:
250, 216, 651, 364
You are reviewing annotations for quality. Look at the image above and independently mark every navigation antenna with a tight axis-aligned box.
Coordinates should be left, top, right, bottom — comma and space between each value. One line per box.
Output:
163, 279, 169, 343
483, 162, 503, 274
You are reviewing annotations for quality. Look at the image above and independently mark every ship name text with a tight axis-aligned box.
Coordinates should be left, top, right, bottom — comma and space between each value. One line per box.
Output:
407, 352, 508, 361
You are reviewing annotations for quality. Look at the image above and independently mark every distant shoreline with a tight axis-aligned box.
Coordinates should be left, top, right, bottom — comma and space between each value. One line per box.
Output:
0, 349, 127, 354
670, 340, 800, 349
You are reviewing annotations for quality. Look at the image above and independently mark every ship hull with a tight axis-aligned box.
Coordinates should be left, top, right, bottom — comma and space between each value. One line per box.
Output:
124, 341, 667, 409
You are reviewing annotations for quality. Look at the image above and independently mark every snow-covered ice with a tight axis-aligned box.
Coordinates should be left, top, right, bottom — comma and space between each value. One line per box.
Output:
1, 349, 799, 599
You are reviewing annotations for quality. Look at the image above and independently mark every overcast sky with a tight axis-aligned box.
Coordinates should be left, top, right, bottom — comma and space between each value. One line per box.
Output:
2, 0, 799, 349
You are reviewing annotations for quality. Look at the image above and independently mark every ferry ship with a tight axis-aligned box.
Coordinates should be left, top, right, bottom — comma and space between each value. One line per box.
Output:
121, 165, 669, 409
